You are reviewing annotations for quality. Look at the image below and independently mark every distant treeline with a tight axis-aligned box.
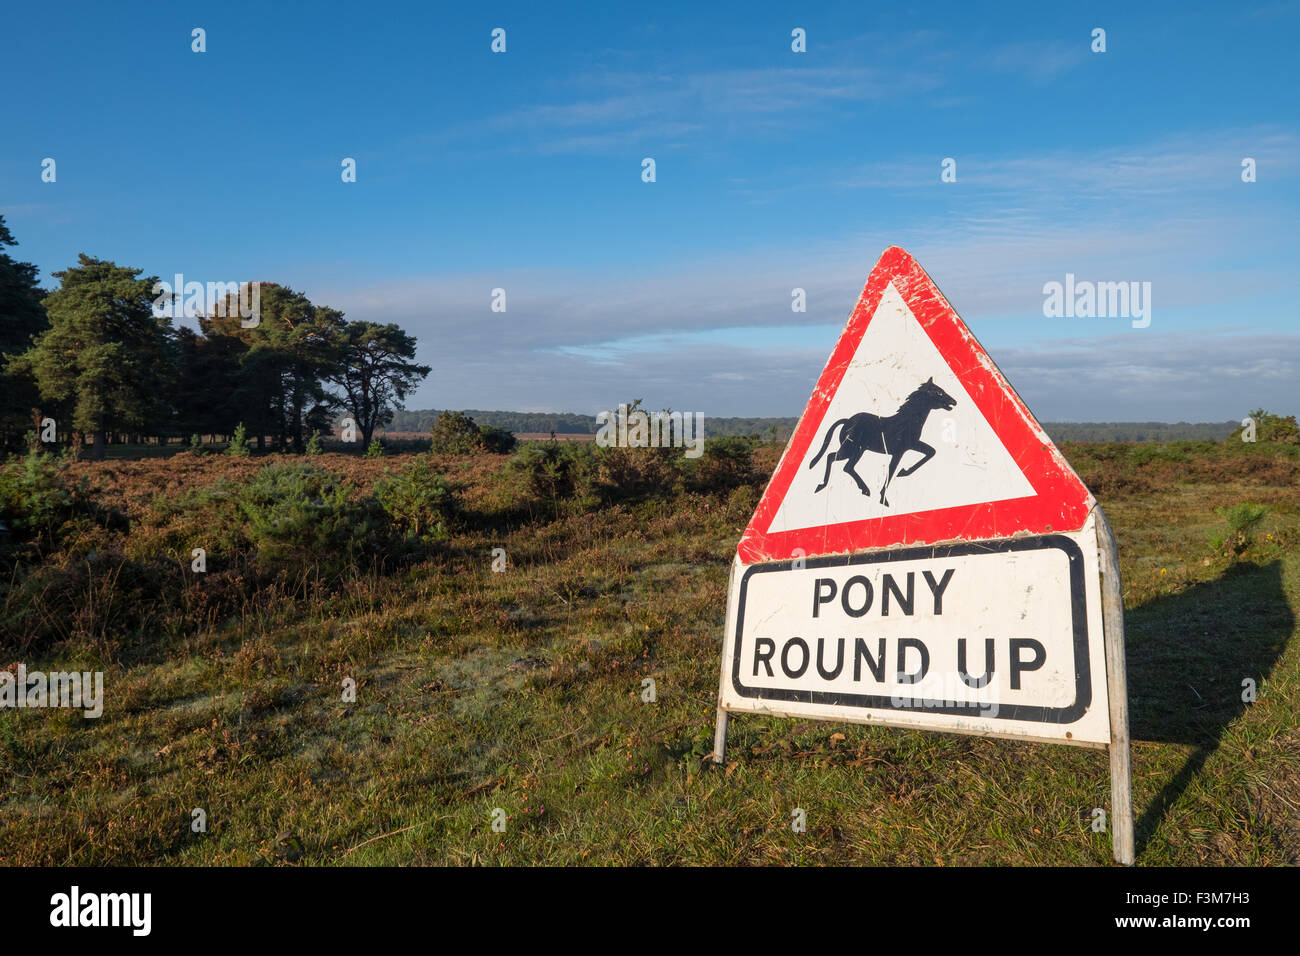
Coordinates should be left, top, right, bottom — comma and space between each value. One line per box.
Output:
387, 410, 801, 439
388, 410, 601, 435
1043, 421, 1240, 442
387, 410, 1244, 443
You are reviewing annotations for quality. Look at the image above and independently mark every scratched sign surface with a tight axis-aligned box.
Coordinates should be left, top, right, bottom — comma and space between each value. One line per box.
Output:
720, 247, 1110, 744
737, 246, 1094, 565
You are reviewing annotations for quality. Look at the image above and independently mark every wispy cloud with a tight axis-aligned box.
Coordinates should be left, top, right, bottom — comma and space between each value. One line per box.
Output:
417, 66, 944, 156
994, 330, 1300, 421
985, 40, 1089, 83
398, 27, 1149, 162
833, 128, 1299, 196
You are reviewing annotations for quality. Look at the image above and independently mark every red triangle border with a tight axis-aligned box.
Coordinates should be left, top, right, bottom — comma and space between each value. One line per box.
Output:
737, 246, 1094, 565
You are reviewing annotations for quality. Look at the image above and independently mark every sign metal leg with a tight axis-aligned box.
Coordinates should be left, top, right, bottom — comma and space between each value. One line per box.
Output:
1097, 509, 1135, 866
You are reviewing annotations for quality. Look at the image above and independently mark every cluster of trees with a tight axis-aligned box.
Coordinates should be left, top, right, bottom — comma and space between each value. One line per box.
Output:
0, 216, 430, 459
0, 218, 47, 446
1229, 409, 1300, 445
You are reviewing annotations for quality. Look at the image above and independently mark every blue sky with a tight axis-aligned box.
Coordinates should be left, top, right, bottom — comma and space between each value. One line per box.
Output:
3, 0, 1297, 421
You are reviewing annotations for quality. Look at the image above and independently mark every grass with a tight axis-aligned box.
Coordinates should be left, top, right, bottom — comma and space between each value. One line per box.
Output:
0, 439, 1297, 865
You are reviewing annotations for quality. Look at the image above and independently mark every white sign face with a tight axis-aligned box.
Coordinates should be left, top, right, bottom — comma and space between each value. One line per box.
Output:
718, 512, 1111, 745
767, 282, 1035, 534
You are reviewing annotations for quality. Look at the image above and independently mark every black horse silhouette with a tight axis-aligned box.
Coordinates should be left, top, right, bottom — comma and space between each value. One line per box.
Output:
808, 377, 956, 507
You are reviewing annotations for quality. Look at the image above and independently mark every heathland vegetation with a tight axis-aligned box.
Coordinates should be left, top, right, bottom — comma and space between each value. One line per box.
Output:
1, 420, 1297, 863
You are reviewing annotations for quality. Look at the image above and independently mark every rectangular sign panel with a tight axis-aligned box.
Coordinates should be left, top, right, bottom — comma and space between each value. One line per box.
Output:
719, 514, 1111, 745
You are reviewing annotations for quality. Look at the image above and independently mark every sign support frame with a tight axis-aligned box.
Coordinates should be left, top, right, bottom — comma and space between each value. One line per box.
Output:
711, 706, 729, 765
1096, 508, 1135, 865
711, 509, 1137, 865
712, 557, 737, 765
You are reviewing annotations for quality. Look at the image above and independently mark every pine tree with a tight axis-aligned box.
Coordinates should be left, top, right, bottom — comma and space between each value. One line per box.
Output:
0, 215, 50, 450
16, 255, 168, 459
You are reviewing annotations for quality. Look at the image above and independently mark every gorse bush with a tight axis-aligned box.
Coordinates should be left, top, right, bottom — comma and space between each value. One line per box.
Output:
678, 436, 758, 492
511, 441, 597, 506
506, 433, 763, 515
430, 411, 484, 454
478, 425, 518, 455
0, 451, 121, 554
1231, 409, 1300, 445
594, 443, 680, 499
373, 454, 458, 544
234, 462, 386, 566
1128, 443, 1190, 467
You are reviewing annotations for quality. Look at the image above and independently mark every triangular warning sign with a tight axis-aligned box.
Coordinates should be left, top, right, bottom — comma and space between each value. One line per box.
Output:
738, 247, 1093, 564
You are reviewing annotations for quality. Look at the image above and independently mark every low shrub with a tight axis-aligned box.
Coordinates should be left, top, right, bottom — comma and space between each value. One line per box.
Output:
1129, 444, 1179, 467
373, 454, 459, 544
507, 435, 757, 512
227, 423, 251, 457
0, 451, 124, 556
510, 441, 596, 506
593, 444, 680, 500
430, 411, 518, 455
678, 436, 759, 493
234, 462, 387, 567
430, 411, 484, 454
1076, 466, 1153, 499
1209, 502, 1269, 557
131, 479, 244, 565
479, 425, 518, 455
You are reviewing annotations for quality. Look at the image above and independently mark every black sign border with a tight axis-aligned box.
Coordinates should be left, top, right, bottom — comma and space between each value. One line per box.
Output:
731, 535, 1092, 723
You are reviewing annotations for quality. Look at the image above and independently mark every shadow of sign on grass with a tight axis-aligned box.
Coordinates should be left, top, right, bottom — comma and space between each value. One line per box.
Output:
1125, 559, 1294, 856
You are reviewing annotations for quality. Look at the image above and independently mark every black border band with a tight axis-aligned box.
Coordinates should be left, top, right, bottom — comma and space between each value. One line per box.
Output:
730, 535, 1091, 723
